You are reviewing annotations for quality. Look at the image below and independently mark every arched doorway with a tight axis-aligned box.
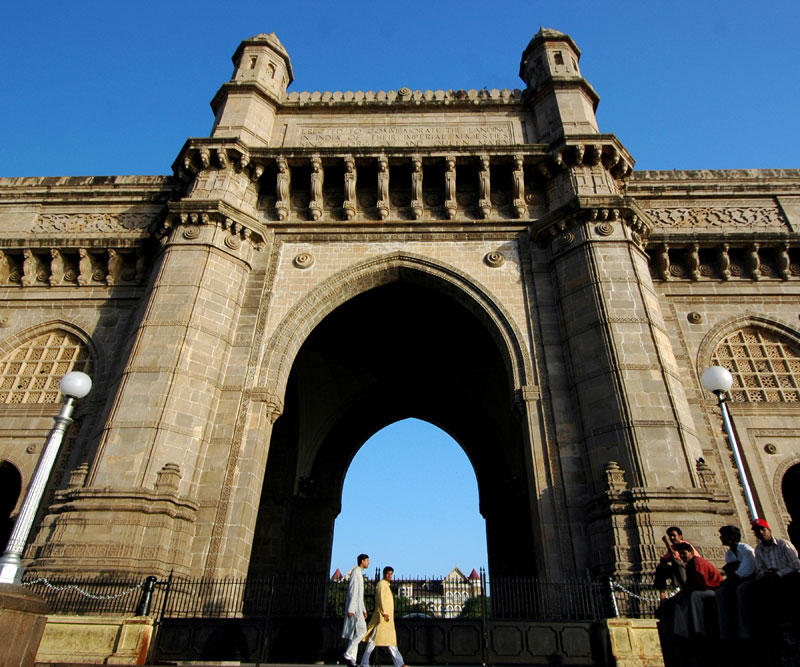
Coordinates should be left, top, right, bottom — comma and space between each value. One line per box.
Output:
330, 418, 487, 578
782, 463, 800, 550
248, 277, 536, 580
0, 460, 22, 551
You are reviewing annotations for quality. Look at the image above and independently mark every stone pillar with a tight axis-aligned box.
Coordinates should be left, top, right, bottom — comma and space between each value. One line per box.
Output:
27, 198, 267, 578
535, 198, 721, 573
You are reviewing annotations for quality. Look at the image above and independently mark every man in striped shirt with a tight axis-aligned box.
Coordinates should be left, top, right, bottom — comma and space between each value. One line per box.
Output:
738, 518, 800, 639
752, 518, 800, 577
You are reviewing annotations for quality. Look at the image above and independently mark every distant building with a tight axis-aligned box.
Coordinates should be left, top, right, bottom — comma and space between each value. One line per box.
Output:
337, 566, 482, 618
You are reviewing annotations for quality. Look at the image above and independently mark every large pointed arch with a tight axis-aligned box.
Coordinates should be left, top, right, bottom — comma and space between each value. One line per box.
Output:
247, 253, 541, 580
259, 251, 535, 405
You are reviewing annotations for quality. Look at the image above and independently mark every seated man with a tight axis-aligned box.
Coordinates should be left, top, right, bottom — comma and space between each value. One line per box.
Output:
738, 518, 800, 638
714, 524, 755, 640
668, 542, 722, 638
654, 526, 690, 600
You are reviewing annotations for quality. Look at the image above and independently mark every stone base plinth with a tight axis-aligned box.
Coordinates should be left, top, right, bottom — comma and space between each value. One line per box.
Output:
36, 615, 153, 665
0, 583, 50, 667
606, 617, 664, 667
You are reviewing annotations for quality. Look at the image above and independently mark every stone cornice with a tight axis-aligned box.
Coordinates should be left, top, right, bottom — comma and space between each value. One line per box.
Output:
522, 76, 600, 112
210, 79, 282, 116
50, 487, 199, 521
281, 87, 524, 108
0, 175, 178, 205
586, 486, 732, 522
630, 169, 800, 197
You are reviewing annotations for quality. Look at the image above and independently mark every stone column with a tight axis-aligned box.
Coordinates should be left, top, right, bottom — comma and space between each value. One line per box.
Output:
534, 189, 719, 572
27, 199, 266, 578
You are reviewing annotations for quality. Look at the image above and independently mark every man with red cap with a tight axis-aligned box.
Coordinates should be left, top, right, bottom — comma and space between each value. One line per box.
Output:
752, 518, 800, 578
738, 518, 800, 639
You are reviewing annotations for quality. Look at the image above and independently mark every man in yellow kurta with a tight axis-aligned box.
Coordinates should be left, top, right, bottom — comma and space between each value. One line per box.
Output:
359, 566, 408, 667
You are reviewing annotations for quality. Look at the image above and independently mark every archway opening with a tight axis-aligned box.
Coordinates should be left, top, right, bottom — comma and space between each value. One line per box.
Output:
330, 418, 487, 579
248, 277, 536, 581
782, 463, 800, 550
0, 460, 22, 551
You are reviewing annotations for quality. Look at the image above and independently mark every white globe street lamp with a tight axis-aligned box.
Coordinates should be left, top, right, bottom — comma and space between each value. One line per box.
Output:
700, 366, 759, 521
0, 371, 92, 584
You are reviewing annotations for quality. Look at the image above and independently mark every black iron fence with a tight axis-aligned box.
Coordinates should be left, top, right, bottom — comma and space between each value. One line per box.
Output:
22, 570, 666, 622
22, 575, 152, 615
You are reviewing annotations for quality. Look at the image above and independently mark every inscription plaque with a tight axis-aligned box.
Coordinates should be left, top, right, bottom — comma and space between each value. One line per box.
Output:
292, 123, 516, 148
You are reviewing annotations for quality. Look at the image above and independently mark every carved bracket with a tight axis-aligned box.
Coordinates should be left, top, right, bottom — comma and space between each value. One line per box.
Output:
531, 198, 653, 249
160, 201, 268, 253
0, 245, 147, 287
648, 240, 794, 282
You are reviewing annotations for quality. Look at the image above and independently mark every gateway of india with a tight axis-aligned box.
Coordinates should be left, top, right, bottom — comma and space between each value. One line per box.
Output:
1, 28, 799, 583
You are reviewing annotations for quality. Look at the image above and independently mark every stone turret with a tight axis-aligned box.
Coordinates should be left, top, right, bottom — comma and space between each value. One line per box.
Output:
210, 32, 293, 147
519, 28, 600, 142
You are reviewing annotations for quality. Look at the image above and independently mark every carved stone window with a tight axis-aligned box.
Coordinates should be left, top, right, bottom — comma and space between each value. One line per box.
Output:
0, 330, 91, 404
712, 327, 800, 403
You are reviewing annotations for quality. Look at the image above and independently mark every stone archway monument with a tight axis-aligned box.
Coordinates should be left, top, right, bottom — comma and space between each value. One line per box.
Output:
27, 29, 721, 583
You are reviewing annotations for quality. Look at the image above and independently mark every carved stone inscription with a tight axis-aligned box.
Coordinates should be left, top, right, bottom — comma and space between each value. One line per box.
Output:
294, 123, 515, 148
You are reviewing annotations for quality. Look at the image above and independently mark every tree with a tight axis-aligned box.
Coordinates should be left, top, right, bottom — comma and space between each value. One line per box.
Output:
458, 595, 489, 619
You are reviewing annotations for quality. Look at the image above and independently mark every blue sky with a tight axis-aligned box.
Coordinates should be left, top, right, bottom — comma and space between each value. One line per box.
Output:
2, 1, 799, 177
2, 2, 799, 576
330, 419, 486, 578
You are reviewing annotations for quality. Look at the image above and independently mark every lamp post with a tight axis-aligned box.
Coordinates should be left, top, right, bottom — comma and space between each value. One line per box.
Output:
0, 371, 92, 584
700, 366, 759, 521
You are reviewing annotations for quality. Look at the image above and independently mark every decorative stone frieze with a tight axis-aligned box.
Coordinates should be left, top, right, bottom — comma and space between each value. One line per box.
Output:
647, 205, 788, 230
34, 211, 155, 234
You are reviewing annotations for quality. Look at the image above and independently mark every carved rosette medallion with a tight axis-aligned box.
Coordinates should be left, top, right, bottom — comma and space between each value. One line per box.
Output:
224, 235, 241, 250
183, 227, 201, 240
293, 252, 315, 269
596, 222, 614, 237
687, 312, 703, 324
484, 251, 505, 268
559, 231, 575, 247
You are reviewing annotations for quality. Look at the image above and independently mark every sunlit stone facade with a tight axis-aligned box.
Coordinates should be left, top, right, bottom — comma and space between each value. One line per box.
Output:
1, 29, 799, 582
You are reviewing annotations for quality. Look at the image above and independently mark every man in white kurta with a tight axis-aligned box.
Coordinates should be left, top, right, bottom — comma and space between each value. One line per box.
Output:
342, 554, 370, 666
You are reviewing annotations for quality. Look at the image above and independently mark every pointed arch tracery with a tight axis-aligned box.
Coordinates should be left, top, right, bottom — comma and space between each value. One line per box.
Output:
259, 252, 535, 402
0, 323, 97, 405
698, 316, 800, 403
